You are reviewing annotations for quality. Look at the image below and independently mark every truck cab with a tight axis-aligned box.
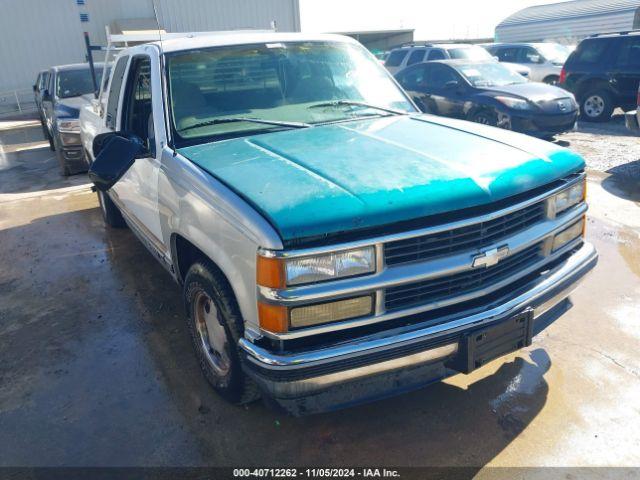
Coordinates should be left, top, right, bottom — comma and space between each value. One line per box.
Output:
83, 32, 597, 414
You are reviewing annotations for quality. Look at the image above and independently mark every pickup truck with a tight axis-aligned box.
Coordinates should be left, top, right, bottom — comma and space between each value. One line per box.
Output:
82, 32, 598, 414
40, 63, 105, 175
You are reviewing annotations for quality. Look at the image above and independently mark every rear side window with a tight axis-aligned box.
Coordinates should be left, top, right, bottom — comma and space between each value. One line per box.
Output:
496, 47, 519, 62
106, 56, 129, 129
385, 50, 408, 67
427, 49, 446, 60
572, 39, 610, 64
614, 37, 640, 67
406, 49, 425, 66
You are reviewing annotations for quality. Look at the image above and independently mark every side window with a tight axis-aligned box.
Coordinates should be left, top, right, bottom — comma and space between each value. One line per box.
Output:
47, 73, 54, 94
121, 56, 154, 153
519, 47, 541, 63
105, 56, 129, 130
497, 47, 518, 62
398, 65, 427, 89
614, 37, 640, 68
406, 49, 425, 66
427, 64, 458, 88
41, 73, 49, 91
427, 49, 446, 61
574, 39, 609, 64
385, 50, 408, 67
35, 73, 41, 90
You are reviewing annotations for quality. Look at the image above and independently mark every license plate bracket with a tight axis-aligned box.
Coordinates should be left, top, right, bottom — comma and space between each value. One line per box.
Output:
447, 309, 534, 374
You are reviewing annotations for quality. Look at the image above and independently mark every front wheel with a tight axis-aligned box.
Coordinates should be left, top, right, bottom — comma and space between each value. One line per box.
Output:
469, 109, 498, 127
184, 261, 260, 405
42, 122, 55, 151
580, 90, 614, 122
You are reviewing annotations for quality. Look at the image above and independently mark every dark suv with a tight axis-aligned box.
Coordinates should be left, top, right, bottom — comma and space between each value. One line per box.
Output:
560, 31, 640, 122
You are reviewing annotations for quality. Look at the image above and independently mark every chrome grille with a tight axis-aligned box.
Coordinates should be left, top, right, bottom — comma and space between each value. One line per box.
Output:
384, 201, 545, 266
385, 242, 543, 311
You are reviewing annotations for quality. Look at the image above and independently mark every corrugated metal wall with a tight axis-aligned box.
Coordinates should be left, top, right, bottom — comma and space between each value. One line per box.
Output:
495, 0, 640, 43
496, 11, 637, 43
0, 0, 300, 94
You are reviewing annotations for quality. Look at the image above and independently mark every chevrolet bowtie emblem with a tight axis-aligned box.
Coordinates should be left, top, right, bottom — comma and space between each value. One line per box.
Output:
472, 245, 510, 268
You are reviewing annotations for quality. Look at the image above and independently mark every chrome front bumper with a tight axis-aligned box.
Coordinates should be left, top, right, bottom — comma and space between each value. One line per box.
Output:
240, 242, 597, 409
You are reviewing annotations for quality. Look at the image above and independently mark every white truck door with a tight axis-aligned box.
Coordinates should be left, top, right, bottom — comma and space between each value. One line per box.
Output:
111, 48, 165, 252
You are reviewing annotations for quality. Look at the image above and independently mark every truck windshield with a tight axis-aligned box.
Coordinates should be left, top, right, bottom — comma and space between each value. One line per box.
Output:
167, 41, 415, 144
56, 68, 105, 99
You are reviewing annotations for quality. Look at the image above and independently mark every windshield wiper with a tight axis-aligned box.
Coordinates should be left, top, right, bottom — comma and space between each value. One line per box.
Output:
179, 117, 312, 133
308, 100, 407, 115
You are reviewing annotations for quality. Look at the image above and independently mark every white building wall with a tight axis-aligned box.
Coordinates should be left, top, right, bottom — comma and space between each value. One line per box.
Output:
0, 0, 300, 95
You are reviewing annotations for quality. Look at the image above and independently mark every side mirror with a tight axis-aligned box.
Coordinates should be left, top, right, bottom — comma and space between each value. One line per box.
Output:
42, 89, 51, 102
89, 132, 146, 191
445, 80, 460, 89
530, 55, 542, 64
33, 84, 37, 92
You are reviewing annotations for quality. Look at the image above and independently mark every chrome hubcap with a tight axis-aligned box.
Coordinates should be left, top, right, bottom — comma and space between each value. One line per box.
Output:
194, 291, 231, 376
584, 95, 604, 117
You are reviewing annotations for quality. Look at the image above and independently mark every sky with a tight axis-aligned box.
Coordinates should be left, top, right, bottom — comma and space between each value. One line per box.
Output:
299, 0, 561, 40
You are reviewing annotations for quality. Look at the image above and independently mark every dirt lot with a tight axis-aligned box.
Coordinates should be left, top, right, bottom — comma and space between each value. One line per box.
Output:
0, 117, 639, 471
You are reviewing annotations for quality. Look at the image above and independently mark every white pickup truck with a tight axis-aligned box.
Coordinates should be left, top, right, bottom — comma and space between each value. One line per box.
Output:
81, 32, 597, 415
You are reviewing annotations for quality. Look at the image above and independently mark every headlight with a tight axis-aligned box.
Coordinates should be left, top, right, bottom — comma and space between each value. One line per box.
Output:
550, 179, 585, 216
256, 247, 377, 333
285, 247, 375, 286
495, 96, 532, 110
257, 247, 376, 289
60, 132, 81, 145
552, 217, 584, 252
56, 119, 80, 133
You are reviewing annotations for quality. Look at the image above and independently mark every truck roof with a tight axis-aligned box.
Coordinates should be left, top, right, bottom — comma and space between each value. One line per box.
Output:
150, 32, 357, 53
50, 62, 105, 72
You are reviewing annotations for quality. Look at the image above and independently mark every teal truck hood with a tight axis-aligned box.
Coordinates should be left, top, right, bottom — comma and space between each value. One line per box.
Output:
179, 115, 584, 243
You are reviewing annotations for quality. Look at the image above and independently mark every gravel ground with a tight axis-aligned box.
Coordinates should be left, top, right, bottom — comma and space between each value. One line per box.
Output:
555, 112, 640, 179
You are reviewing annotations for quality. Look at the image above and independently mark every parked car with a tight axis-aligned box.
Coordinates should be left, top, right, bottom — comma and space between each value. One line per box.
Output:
84, 32, 596, 415
33, 69, 50, 140
395, 60, 578, 138
624, 84, 640, 133
484, 42, 571, 84
384, 43, 530, 78
33, 69, 49, 115
561, 31, 640, 122
40, 62, 104, 176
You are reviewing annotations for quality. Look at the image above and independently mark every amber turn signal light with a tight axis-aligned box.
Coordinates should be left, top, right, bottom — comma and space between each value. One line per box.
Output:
258, 302, 288, 333
256, 255, 285, 289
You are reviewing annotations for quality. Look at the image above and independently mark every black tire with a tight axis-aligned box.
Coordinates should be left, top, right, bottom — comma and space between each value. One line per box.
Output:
580, 89, 614, 122
543, 75, 559, 85
42, 122, 55, 151
184, 261, 260, 405
97, 191, 126, 228
55, 147, 71, 177
470, 109, 498, 127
